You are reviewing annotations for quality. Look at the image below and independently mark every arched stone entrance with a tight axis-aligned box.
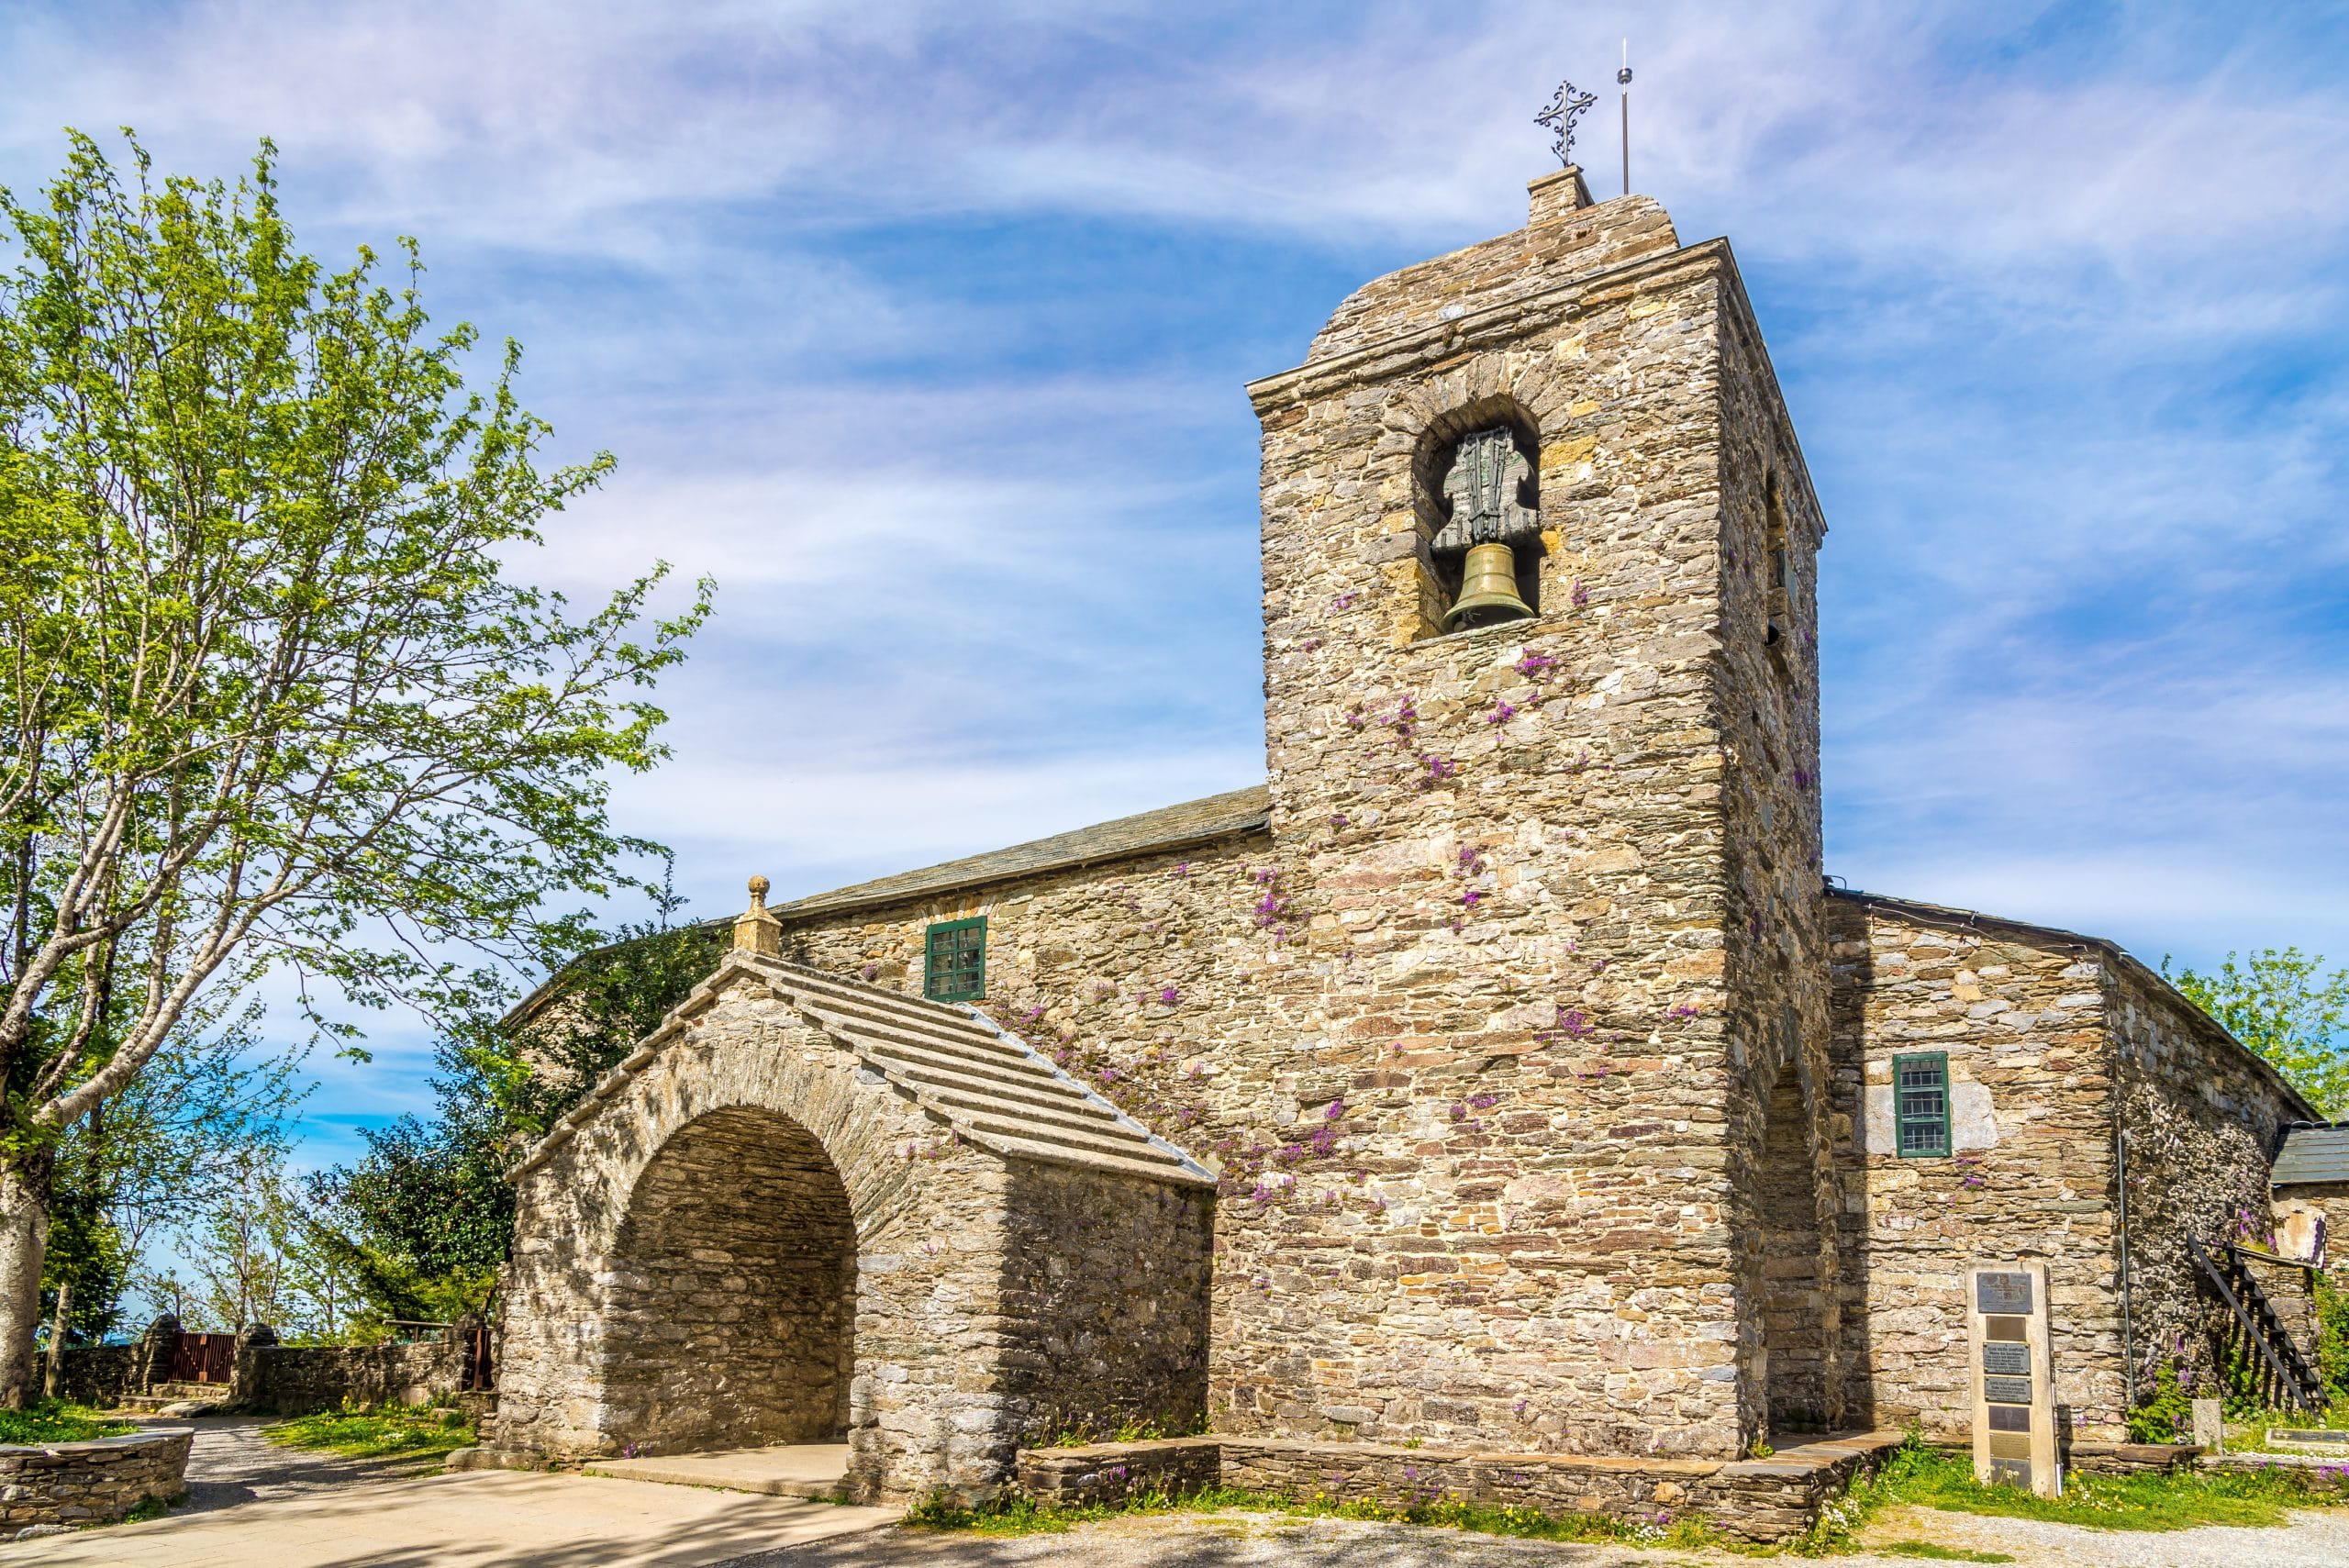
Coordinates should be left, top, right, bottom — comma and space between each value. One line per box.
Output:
601, 1106, 857, 1451
487, 949, 1216, 1502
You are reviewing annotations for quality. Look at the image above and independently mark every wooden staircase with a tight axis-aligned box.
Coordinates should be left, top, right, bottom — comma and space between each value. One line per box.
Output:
2185, 1235, 2325, 1410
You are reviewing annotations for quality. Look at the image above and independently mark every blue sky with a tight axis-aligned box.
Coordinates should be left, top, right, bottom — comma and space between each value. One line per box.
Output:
5, 0, 2346, 1177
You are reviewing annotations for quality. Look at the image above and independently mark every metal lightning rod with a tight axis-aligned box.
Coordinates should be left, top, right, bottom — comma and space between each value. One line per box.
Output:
1618, 39, 1633, 196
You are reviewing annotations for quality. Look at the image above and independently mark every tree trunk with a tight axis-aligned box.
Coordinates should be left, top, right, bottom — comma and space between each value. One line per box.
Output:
42, 1278, 70, 1400
0, 1159, 51, 1409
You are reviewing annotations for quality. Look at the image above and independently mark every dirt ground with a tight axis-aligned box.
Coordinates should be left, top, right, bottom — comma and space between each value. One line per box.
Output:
719, 1501, 2349, 1568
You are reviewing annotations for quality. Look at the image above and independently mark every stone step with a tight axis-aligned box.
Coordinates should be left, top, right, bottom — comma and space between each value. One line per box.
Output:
807, 1009, 1097, 1106
582, 1442, 852, 1499
918, 1081, 1143, 1144
975, 1129, 1213, 1186
794, 999, 1042, 1070
946, 1105, 1175, 1167
793, 995, 1038, 1073
854, 1040, 1126, 1129
774, 969, 1026, 1052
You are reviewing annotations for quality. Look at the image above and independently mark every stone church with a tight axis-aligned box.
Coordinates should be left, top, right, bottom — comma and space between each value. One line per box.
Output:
482, 163, 2327, 1507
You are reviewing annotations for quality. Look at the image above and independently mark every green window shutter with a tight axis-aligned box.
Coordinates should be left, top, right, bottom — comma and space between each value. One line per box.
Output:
924, 917, 986, 1002
1893, 1051, 1952, 1159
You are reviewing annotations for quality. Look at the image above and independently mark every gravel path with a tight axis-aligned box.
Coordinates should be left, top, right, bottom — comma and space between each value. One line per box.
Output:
1853, 1500, 2349, 1566
718, 1513, 1698, 1568
117, 1419, 2349, 1566
717, 1501, 2349, 1568
137, 1413, 451, 1514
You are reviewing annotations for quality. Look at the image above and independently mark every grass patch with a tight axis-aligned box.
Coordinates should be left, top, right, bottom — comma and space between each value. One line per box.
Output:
1875, 1544, 2013, 1562
903, 1482, 1718, 1549
262, 1403, 475, 1461
1796, 1435, 2349, 1552
0, 1400, 135, 1445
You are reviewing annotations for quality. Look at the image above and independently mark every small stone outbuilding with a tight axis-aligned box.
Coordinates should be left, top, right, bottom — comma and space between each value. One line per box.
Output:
490, 945, 1213, 1499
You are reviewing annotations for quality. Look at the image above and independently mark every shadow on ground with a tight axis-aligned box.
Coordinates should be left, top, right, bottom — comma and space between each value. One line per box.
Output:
152, 1415, 450, 1515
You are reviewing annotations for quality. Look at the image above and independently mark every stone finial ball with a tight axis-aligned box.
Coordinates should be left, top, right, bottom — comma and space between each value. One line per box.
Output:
748, 874, 771, 899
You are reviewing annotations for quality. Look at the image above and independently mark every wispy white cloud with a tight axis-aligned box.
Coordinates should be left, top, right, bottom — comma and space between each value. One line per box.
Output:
4, 0, 2343, 1167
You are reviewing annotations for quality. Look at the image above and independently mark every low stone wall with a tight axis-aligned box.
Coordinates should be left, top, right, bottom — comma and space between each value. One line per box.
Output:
0, 1428, 191, 1538
242, 1340, 461, 1415
2064, 1440, 2200, 1476
1018, 1431, 1902, 1544
1018, 1436, 1223, 1505
61, 1334, 466, 1415
51, 1345, 139, 1408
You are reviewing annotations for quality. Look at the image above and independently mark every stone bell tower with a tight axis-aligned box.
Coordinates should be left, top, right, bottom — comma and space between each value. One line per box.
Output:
1236, 162, 1839, 1455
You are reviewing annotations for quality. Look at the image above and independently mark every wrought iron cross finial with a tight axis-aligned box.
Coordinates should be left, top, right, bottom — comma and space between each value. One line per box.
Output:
1535, 79, 1599, 168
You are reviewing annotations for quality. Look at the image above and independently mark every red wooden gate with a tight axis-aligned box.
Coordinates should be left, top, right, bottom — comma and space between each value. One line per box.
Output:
166, 1331, 236, 1385
462, 1320, 495, 1391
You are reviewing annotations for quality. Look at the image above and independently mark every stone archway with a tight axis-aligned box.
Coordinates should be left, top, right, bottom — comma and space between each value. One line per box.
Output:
599, 1106, 857, 1452
487, 951, 1216, 1501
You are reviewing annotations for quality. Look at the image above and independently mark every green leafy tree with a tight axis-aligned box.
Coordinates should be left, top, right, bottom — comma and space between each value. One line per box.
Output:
172, 1142, 363, 1340
38, 1172, 126, 1349
488, 886, 726, 1140
274, 1218, 364, 1345
0, 131, 710, 1401
71, 1025, 307, 1273
2165, 948, 2349, 1119
184, 1147, 299, 1333
311, 887, 722, 1319
126, 1266, 195, 1326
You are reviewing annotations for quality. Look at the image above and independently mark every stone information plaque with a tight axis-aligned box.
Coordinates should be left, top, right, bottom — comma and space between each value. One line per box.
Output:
1981, 1341, 2029, 1377
1968, 1260, 2060, 1497
1976, 1272, 2033, 1316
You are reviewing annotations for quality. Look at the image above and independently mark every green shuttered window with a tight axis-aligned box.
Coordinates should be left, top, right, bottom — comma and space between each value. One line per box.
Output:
1893, 1051, 1952, 1159
924, 917, 985, 1002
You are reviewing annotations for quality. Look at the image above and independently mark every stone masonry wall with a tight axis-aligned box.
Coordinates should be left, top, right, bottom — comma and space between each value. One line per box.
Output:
60, 1338, 461, 1416
52, 1346, 137, 1407
2108, 955, 2315, 1400
603, 1106, 857, 1449
0, 1429, 189, 1538
1710, 267, 1838, 1437
998, 1164, 1214, 1445
1018, 1430, 1898, 1546
244, 1340, 461, 1415
1827, 894, 2128, 1440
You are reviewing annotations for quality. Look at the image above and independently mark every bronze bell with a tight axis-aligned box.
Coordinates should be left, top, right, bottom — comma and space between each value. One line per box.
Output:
1442, 541, 1534, 631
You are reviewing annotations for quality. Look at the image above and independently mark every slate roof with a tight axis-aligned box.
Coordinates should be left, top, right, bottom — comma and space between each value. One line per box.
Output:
507, 951, 1215, 1189
2272, 1125, 2349, 1188
1830, 886, 2321, 1125
770, 784, 1271, 920
502, 785, 1271, 1030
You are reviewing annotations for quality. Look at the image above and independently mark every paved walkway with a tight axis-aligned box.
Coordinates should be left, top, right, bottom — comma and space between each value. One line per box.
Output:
0, 1418, 895, 1568
587, 1443, 852, 1498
